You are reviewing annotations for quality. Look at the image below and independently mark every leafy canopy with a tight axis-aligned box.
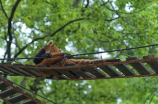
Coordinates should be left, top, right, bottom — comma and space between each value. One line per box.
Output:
0, 0, 158, 104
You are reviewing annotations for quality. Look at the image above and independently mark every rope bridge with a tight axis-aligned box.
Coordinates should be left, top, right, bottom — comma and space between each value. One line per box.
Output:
0, 43, 158, 103
0, 55, 158, 80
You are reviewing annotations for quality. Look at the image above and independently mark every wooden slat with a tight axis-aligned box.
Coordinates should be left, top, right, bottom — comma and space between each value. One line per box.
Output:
12, 64, 35, 76
26, 69, 42, 77
130, 63, 151, 75
24, 65, 42, 77
56, 69, 76, 79
0, 96, 12, 104
143, 56, 158, 74
7, 94, 28, 103
45, 74, 67, 79
0, 65, 21, 75
79, 62, 106, 78
82, 67, 106, 78
57, 75, 68, 79
145, 61, 158, 73
64, 64, 80, 78
64, 64, 91, 78
0, 88, 17, 98
126, 57, 138, 61
0, 81, 8, 90
0, 63, 21, 75
69, 68, 92, 78
37, 65, 54, 77
39, 69, 54, 77
8, 67, 24, 75
47, 68, 67, 79
45, 70, 56, 79
93, 60, 121, 77
98, 65, 121, 77
0, 66, 12, 74
114, 64, 136, 76
22, 68, 39, 76
38, 65, 66, 79
50, 65, 68, 79
84, 72, 96, 78
0, 76, 43, 104
127, 58, 151, 75
11, 67, 32, 76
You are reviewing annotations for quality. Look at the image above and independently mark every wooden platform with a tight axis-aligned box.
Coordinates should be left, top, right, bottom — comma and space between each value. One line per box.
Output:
0, 56, 158, 80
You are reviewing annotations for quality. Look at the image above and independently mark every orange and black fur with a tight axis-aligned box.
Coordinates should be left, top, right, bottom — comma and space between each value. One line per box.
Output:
33, 40, 116, 77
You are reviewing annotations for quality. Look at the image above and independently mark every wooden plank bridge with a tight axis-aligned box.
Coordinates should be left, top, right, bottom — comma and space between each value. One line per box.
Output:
0, 55, 158, 104
0, 55, 158, 80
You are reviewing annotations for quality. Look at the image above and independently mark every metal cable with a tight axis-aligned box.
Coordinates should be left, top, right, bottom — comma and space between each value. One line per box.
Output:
0, 43, 157, 60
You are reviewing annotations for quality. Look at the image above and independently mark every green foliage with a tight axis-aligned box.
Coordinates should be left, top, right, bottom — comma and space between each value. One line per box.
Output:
1, 0, 158, 104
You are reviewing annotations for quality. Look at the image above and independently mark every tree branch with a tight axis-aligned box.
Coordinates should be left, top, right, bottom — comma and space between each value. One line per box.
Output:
1, 36, 20, 46
1, 49, 8, 63
44, 0, 53, 5
8, 0, 21, 37
84, 0, 89, 8
100, 0, 109, 6
29, 79, 44, 93
13, 1, 121, 58
20, 77, 27, 88
149, 93, 155, 104
7, 0, 21, 59
107, 1, 152, 14
81, 0, 89, 13
50, 18, 84, 37
105, 16, 120, 21
45, 89, 57, 97
143, 93, 153, 104
13, 22, 20, 49
14, 18, 85, 58
73, 0, 80, 8
0, 37, 7, 42
97, 39, 109, 42
0, 0, 8, 18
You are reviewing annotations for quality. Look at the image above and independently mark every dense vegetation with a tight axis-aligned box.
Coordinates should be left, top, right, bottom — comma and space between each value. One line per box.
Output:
0, 0, 158, 104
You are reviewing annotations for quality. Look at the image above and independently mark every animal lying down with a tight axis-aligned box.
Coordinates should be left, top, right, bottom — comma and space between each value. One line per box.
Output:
33, 40, 118, 77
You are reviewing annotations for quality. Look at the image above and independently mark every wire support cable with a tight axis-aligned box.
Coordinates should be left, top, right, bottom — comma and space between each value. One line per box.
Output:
0, 43, 158, 60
